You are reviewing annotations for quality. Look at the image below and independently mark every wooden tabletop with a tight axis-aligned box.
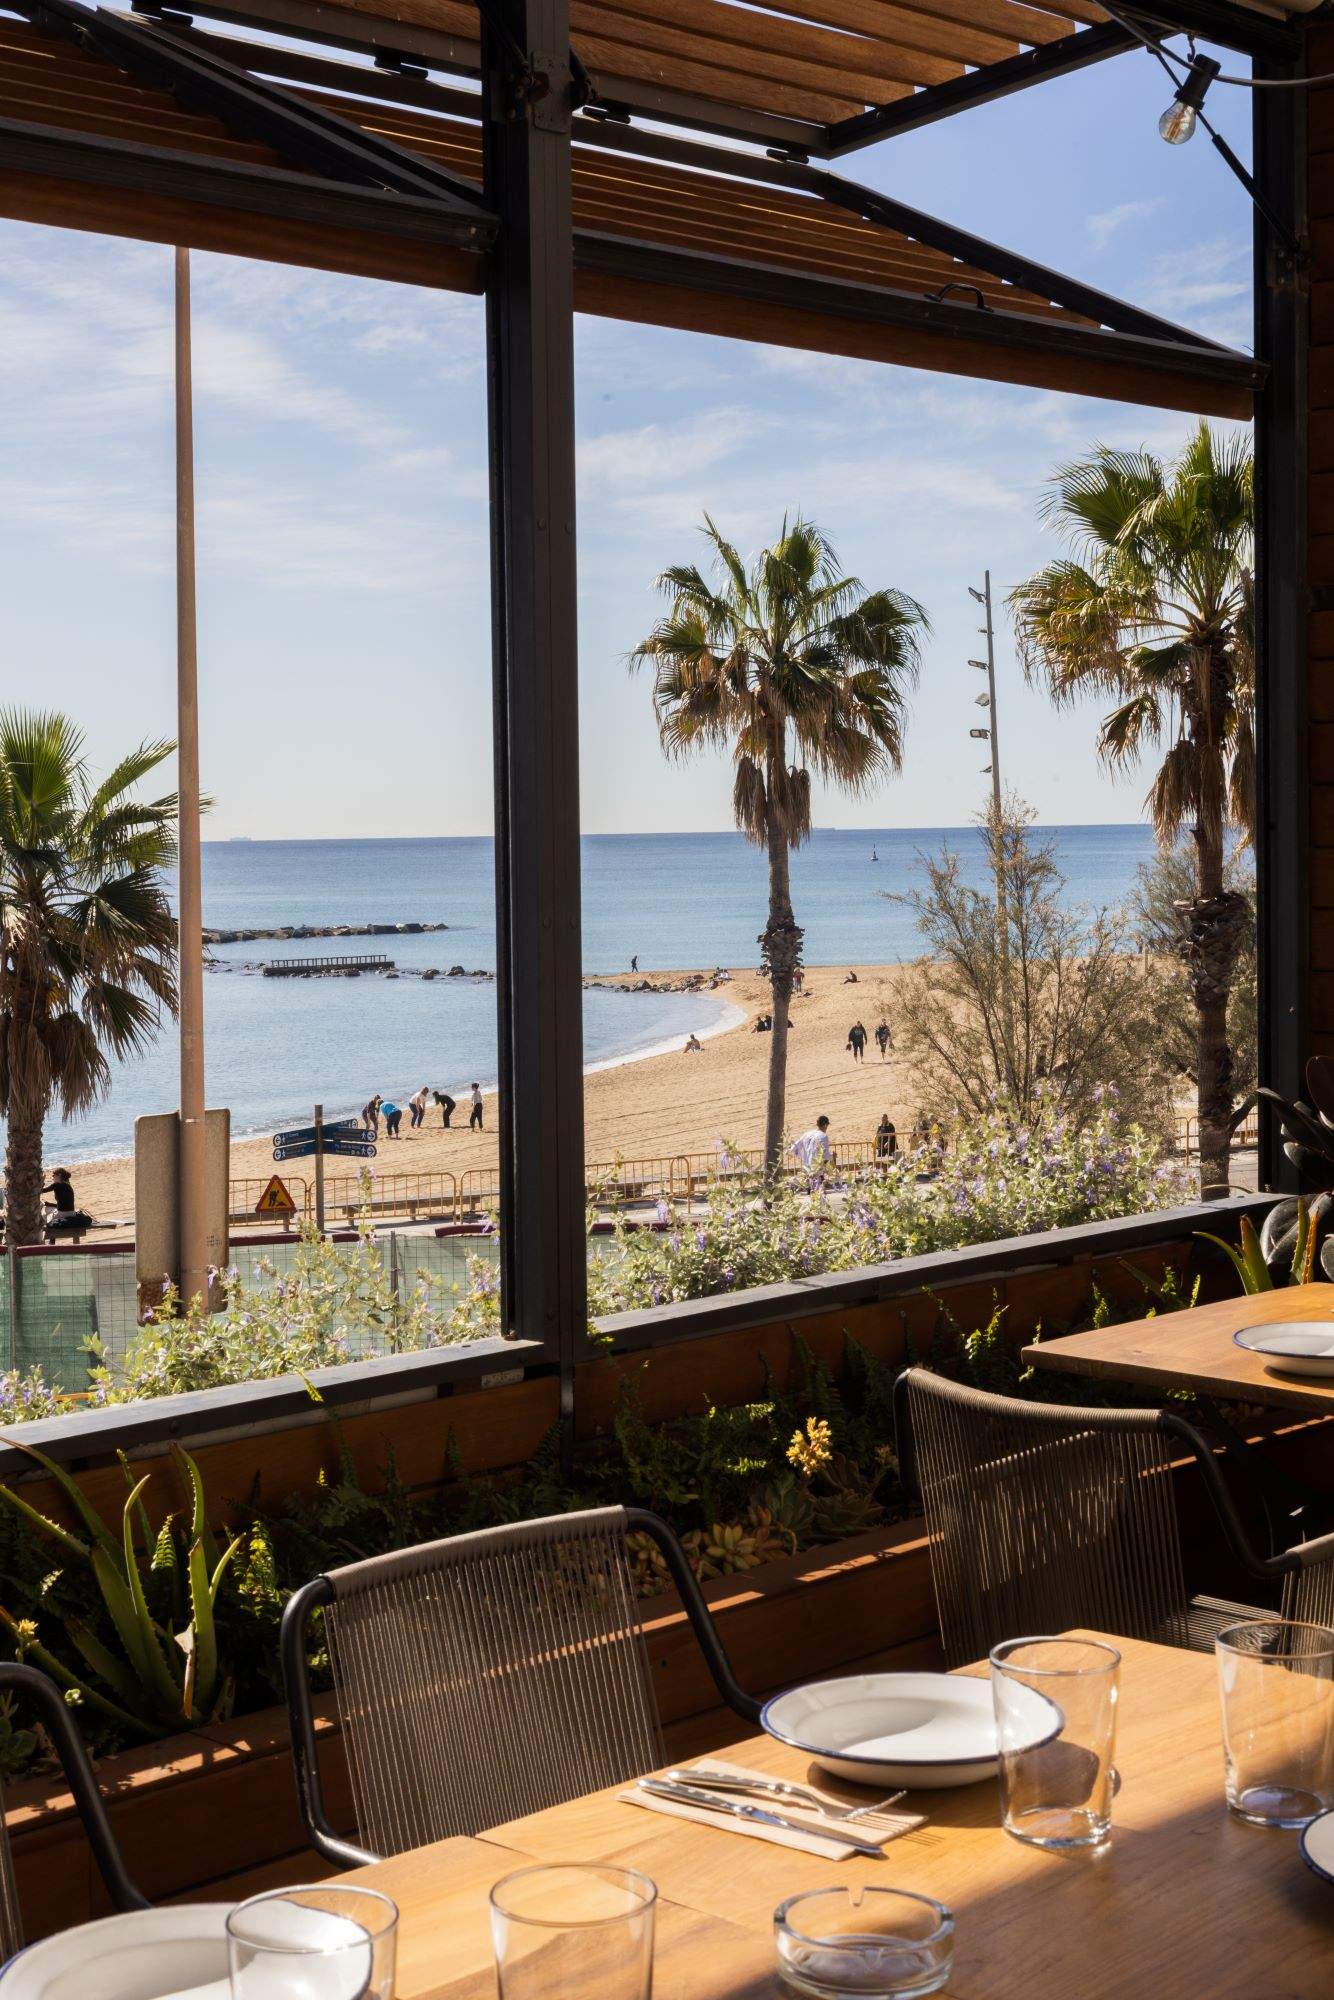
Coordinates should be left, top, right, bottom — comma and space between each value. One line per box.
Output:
1021, 1282, 1334, 1413
348, 1633, 1334, 2000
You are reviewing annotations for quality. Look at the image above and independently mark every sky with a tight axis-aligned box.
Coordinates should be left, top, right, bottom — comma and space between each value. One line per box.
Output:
0, 31, 1257, 841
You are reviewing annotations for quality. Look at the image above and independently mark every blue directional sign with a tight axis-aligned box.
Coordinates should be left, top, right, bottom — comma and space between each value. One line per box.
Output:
322, 1138, 377, 1159
274, 1118, 361, 1148
273, 1142, 315, 1161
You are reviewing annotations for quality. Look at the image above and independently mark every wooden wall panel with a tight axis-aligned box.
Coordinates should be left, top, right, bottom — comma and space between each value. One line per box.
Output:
1312, 22, 1334, 1048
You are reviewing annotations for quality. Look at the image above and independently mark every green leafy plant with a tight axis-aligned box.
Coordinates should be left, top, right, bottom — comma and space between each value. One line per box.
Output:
1197, 1199, 1325, 1295
0, 1439, 241, 1733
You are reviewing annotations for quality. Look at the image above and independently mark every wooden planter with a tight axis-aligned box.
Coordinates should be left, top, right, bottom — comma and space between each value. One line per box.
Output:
7, 1518, 936, 1935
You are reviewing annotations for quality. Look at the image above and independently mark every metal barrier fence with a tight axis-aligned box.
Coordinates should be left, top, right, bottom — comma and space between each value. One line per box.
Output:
0, 1247, 140, 1386
1175, 1113, 1259, 1161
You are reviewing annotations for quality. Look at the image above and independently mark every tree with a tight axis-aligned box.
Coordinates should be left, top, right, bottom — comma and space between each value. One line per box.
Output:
630, 516, 929, 1168
1132, 839, 1258, 1129
1010, 422, 1253, 1199
883, 798, 1165, 1134
0, 713, 178, 1247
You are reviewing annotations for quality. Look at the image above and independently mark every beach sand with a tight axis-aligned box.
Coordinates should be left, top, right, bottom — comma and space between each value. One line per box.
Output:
66, 965, 914, 1227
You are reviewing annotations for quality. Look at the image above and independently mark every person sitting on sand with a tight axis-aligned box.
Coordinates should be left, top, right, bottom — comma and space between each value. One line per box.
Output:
362, 1094, 381, 1137
434, 1089, 457, 1127
847, 1021, 867, 1062
470, 1083, 484, 1131
843, 970, 859, 984
753, 1013, 772, 1033
409, 1084, 430, 1129
381, 1099, 403, 1138
683, 1033, 703, 1053
42, 1168, 93, 1240
875, 1021, 891, 1060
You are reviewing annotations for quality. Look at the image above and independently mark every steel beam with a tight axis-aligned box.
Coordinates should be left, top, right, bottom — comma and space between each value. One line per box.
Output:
483, 0, 588, 1437
0, 112, 494, 249
1117, 0, 1302, 63
1252, 52, 1308, 1188
825, 23, 1137, 155
18, 0, 493, 209
576, 231, 1265, 401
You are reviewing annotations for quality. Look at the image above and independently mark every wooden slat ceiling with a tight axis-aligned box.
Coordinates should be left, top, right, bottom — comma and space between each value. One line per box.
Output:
0, 15, 1255, 415
339, 0, 1111, 126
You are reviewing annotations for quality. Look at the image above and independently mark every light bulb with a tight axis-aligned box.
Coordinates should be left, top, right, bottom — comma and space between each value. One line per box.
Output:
1159, 100, 1197, 145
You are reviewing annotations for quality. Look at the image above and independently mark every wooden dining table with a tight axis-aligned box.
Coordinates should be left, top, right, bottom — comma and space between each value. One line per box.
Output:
346, 1632, 1334, 1999
1021, 1282, 1334, 1415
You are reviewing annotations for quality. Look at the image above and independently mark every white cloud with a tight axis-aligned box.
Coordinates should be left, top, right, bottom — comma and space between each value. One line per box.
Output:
1087, 198, 1166, 250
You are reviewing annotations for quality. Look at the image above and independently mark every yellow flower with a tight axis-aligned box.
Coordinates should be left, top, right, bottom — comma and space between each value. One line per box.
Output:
787, 1415, 833, 1477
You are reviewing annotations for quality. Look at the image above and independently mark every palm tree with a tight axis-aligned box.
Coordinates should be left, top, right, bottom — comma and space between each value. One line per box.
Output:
630, 516, 929, 1169
0, 713, 179, 1246
1009, 422, 1253, 1199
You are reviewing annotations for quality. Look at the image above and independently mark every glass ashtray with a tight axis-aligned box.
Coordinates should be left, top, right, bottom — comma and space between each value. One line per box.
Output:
774, 1886, 954, 1999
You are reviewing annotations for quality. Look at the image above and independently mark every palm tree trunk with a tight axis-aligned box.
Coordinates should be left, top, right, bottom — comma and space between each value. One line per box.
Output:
1186, 817, 1246, 1202
760, 805, 802, 1173
4, 1110, 45, 1250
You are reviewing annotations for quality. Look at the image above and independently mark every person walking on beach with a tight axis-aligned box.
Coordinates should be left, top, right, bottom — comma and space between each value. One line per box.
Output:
382, 1099, 403, 1138
790, 1115, 832, 1183
875, 1021, 891, 1061
362, 1093, 382, 1137
631, 956, 639, 973
469, 1083, 484, 1131
434, 1089, 456, 1128
876, 1113, 897, 1160
409, 1084, 430, 1129
847, 1021, 867, 1062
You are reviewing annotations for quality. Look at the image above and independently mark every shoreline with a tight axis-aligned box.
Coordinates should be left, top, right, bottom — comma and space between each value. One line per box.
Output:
63, 966, 912, 1223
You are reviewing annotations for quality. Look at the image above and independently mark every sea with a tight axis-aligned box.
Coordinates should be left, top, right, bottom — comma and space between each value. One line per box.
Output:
57, 824, 1156, 1160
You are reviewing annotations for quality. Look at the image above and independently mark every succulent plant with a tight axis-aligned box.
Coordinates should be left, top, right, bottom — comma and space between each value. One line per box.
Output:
0, 1439, 241, 1733
701, 1522, 763, 1575
1241, 1057, 1334, 1191
750, 1473, 816, 1554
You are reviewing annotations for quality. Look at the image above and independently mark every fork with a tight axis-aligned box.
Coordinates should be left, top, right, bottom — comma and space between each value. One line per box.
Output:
664, 1766, 907, 1825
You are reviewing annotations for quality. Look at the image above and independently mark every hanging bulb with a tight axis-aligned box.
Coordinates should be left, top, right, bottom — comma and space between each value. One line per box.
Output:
1159, 55, 1220, 146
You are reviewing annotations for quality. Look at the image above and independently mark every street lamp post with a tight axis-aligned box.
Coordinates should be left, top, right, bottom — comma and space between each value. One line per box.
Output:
967, 570, 1006, 944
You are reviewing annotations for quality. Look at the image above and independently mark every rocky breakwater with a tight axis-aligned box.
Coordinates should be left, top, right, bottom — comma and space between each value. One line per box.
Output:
583, 971, 733, 993
203, 921, 449, 945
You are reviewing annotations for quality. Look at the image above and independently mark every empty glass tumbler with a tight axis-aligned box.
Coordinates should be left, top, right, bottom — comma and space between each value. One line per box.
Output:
227, 1884, 398, 2000
1216, 1619, 1334, 1829
774, 1886, 954, 1999
490, 1864, 656, 2000
990, 1637, 1121, 1851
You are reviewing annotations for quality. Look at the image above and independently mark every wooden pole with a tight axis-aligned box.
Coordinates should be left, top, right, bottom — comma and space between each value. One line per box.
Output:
175, 245, 208, 1311
314, 1102, 326, 1237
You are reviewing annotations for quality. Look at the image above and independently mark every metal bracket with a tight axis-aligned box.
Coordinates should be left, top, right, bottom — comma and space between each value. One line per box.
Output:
527, 51, 570, 133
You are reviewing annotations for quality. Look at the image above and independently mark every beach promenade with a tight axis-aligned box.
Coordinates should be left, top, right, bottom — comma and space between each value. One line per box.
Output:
68, 964, 911, 1225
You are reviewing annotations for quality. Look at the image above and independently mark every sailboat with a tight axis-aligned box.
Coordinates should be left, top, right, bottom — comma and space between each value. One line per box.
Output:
870, 846, 879, 862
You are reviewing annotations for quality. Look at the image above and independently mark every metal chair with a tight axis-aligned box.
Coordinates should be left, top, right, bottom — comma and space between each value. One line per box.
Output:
281, 1505, 761, 1866
893, 1367, 1334, 1668
0, 1661, 147, 1959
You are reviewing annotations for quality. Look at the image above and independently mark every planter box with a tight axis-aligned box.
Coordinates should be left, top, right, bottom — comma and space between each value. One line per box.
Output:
7, 1518, 936, 1934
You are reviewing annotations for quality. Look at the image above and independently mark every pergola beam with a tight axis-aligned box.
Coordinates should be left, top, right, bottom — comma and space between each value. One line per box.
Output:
1117, 0, 1302, 62
824, 22, 1137, 154
17, 0, 495, 210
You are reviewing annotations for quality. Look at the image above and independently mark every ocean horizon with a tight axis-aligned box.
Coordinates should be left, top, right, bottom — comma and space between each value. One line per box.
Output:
43, 822, 1160, 1160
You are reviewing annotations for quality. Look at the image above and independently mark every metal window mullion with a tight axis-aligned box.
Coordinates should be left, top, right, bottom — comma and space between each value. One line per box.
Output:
484, 0, 587, 1446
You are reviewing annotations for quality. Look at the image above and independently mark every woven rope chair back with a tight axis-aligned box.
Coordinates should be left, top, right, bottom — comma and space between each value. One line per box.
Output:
905, 1371, 1191, 1667
324, 1507, 664, 1856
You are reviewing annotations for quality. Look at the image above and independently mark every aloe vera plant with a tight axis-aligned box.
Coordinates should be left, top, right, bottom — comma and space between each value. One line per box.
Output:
0, 1440, 241, 1734
1198, 1195, 1333, 1294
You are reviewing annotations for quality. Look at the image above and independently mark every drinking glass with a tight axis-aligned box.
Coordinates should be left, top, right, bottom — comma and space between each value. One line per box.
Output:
490, 1864, 655, 2000
774, 1886, 954, 1999
990, 1636, 1120, 1851
227, 1885, 398, 2000
1216, 1619, 1334, 1829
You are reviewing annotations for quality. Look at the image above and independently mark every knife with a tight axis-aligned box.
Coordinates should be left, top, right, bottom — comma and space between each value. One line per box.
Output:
637, 1776, 887, 1854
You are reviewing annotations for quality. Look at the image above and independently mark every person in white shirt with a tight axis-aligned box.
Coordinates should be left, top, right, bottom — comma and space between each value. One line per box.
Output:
791, 1115, 832, 1172
469, 1082, 485, 1131
409, 1084, 430, 1129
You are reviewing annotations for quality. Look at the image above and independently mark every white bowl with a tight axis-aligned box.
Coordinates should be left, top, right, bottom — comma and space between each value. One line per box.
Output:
1234, 1322, 1334, 1378
0, 1905, 235, 2000
760, 1671, 1060, 1789
1300, 1807, 1334, 1886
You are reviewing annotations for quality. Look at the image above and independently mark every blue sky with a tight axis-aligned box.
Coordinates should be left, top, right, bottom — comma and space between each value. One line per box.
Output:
0, 34, 1255, 840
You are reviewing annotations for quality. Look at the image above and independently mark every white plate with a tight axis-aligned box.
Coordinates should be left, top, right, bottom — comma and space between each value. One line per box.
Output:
760, 1672, 1060, 1789
1233, 1322, 1334, 1377
1301, 1808, 1334, 1885
0, 1905, 235, 2000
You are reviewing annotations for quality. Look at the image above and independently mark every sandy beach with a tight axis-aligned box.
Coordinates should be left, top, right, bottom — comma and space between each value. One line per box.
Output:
67, 965, 914, 1226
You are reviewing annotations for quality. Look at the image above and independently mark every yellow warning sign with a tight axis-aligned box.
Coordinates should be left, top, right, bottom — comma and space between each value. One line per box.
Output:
254, 1174, 296, 1216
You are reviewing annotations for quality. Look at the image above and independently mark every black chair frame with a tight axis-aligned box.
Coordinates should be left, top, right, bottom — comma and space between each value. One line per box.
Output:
280, 1505, 762, 1869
